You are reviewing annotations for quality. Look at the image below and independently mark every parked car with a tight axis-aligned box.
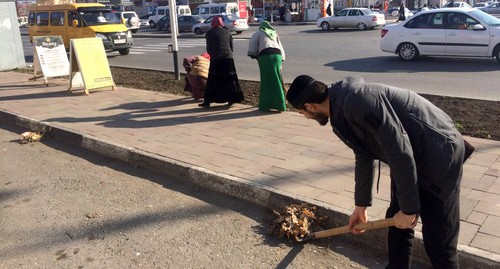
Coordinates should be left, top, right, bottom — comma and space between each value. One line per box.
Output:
411, 6, 427, 14
316, 8, 386, 30
479, 2, 500, 14
253, 14, 265, 23
114, 11, 140, 33
441, 1, 472, 8
387, 7, 400, 16
148, 5, 191, 29
192, 14, 249, 35
387, 7, 414, 18
380, 8, 500, 62
473, 2, 489, 8
253, 14, 280, 22
157, 15, 205, 32
139, 14, 150, 27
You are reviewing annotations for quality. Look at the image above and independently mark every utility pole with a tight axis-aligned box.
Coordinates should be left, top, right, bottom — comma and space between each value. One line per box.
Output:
167, 0, 180, 80
270, 1, 274, 22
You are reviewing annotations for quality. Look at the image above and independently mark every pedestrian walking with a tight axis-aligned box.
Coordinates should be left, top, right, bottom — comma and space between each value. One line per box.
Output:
279, 5, 286, 22
286, 74, 472, 269
398, 2, 406, 22
198, 16, 244, 108
326, 4, 332, 16
247, 21, 286, 112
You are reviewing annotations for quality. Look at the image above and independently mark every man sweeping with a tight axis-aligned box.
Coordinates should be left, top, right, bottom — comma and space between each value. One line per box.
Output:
286, 74, 468, 269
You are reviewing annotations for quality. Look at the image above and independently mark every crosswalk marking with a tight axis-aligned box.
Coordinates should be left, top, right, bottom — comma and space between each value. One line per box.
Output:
131, 48, 163, 52
131, 39, 245, 54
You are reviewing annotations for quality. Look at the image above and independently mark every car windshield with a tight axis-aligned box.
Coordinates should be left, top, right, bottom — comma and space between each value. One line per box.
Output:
470, 9, 500, 26
78, 8, 121, 25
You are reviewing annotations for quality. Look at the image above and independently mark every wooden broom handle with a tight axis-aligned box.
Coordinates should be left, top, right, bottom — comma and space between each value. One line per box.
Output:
312, 218, 395, 239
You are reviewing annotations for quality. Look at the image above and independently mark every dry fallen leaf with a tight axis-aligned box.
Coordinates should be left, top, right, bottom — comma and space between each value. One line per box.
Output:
270, 203, 327, 242
19, 131, 43, 144
85, 213, 101, 220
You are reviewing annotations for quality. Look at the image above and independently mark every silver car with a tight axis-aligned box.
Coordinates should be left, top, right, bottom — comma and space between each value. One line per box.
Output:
480, 2, 500, 15
157, 15, 204, 32
380, 8, 500, 62
316, 8, 386, 31
192, 14, 249, 35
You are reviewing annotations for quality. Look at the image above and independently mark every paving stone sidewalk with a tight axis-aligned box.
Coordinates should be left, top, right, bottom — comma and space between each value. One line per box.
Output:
0, 71, 499, 267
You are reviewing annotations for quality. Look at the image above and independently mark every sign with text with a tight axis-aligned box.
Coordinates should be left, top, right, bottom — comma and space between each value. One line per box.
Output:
32, 36, 69, 84
69, 37, 115, 95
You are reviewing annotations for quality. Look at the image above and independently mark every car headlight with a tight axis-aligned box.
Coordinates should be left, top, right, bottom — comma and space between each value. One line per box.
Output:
96, 33, 107, 40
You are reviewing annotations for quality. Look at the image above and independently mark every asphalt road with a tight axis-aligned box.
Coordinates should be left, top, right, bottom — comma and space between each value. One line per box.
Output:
0, 125, 408, 269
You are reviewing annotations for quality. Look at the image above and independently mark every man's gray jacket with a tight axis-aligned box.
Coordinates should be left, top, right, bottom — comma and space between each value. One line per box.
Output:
328, 76, 464, 215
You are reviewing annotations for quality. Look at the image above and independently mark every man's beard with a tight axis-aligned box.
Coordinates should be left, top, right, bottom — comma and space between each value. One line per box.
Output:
310, 111, 329, 126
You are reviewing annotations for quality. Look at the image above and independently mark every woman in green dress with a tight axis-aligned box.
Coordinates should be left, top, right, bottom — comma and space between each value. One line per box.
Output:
248, 21, 286, 112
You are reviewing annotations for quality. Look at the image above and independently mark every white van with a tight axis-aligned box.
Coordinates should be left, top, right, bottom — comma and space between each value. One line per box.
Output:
148, 5, 191, 28
192, 3, 239, 19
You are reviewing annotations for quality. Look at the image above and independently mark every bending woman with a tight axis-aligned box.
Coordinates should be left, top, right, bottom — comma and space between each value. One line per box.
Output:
248, 21, 286, 112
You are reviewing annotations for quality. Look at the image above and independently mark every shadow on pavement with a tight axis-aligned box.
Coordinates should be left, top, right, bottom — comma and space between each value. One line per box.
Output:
325, 56, 499, 73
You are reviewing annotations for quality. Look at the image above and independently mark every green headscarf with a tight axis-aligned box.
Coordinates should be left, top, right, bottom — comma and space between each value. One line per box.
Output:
259, 21, 277, 40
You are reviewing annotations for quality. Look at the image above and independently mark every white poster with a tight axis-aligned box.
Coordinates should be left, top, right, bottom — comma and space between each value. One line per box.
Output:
33, 36, 70, 78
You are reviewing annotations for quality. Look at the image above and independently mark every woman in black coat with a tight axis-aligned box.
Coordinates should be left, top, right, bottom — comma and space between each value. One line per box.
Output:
398, 2, 406, 22
198, 16, 244, 108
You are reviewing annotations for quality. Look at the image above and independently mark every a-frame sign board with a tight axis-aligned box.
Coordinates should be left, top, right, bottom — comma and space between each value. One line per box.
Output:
32, 36, 70, 85
68, 38, 116, 95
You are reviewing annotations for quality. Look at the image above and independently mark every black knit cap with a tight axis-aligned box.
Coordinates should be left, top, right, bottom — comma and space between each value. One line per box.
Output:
286, 75, 316, 109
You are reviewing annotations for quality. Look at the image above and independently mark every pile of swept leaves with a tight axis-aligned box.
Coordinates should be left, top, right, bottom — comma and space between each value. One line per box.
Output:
270, 203, 328, 242
19, 131, 43, 144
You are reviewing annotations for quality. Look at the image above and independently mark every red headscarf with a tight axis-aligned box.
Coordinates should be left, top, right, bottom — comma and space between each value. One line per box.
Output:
200, 52, 210, 61
211, 16, 224, 28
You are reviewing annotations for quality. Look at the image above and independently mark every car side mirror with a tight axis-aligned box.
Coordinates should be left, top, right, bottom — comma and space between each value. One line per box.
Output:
473, 24, 485, 30
72, 19, 79, 27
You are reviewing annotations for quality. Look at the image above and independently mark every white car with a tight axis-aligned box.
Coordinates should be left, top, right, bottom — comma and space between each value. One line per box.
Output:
316, 8, 386, 31
192, 14, 248, 35
380, 8, 500, 62
479, 2, 500, 15
442, 1, 472, 8
114, 11, 140, 33
389, 7, 414, 19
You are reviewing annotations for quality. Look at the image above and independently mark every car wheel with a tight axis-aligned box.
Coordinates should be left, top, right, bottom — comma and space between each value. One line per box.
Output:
157, 25, 162, 31
132, 29, 138, 33
356, 22, 367, 30
495, 46, 500, 63
194, 28, 202, 35
321, 21, 330, 30
118, 48, 130, 56
397, 43, 419, 61
149, 21, 156, 29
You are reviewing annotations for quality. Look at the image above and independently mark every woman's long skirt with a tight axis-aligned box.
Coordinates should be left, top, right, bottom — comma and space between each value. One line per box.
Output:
204, 58, 244, 104
257, 54, 286, 112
